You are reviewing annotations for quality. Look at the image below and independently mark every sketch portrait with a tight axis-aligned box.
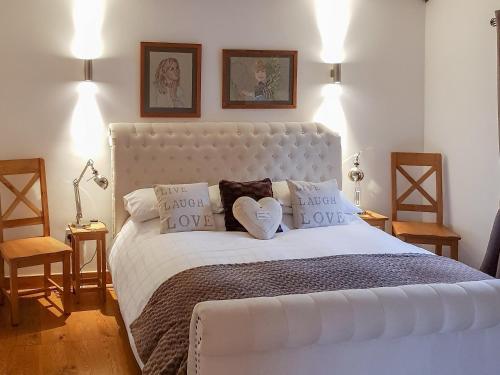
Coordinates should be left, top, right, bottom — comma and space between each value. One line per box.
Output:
141, 42, 201, 117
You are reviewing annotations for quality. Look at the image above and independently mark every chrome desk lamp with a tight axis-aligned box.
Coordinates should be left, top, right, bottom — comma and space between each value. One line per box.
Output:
72, 159, 108, 228
348, 152, 364, 210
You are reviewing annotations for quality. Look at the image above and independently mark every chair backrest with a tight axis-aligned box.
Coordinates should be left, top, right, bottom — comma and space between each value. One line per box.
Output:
391, 152, 443, 224
0, 158, 50, 242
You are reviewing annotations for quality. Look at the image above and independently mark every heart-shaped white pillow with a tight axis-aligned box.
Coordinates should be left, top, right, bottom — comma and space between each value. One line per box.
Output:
232, 196, 282, 240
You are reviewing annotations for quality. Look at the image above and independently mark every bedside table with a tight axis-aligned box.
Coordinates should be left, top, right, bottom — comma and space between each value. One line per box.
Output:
67, 222, 108, 303
358, 210, 389, 231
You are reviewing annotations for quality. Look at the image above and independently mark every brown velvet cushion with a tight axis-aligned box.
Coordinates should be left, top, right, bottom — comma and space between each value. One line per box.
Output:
219, 178, 279, 232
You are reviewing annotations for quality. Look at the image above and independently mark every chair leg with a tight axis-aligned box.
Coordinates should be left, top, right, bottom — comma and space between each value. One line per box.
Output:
435, 244, 443, 257
0, 257, 4, 306
450, 240, 459, 261
44, 262, 51, 297
9, 262, 19, 326
62, 253, 71, 315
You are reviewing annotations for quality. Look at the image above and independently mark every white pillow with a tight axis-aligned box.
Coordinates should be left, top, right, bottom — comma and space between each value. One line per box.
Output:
208, 184, 224, 213
272, 180, 362, 215
124, 186, 228, 222
339, 191, 363, 214
123, 188, 159, 222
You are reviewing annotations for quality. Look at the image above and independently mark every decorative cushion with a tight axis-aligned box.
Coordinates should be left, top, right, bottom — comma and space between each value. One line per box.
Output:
287, 179, 347, 229
219, 178, 277, 232
123, 188, 159, 222
208, 184, 224, 214
273, 180, 362, 215
154, 183, 216, 234
232, 197, 282, 240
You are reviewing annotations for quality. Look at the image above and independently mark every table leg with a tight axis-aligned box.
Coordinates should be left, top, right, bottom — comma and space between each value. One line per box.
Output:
101, 235, 107, 301
74, 239, 81, 304
96, 239, 102, 299
71, 237, 76, 290
435, 244, 443, 256
450, 241, 459, 261
62, 253, 71, 315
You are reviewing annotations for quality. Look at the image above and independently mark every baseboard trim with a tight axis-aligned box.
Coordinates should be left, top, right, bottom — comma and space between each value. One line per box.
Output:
2, 271, 112, 290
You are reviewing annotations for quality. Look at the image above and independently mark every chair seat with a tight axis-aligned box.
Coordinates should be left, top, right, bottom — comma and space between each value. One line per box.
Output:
0, 236, 71, 262
392, 221, 461, 240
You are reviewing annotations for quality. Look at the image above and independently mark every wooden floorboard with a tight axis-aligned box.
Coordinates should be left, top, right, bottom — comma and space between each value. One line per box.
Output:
0, 288, 141, 375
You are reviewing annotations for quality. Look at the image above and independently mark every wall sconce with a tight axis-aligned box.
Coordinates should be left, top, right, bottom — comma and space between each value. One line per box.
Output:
84, 59, 93, 81
330, 63, 341, 83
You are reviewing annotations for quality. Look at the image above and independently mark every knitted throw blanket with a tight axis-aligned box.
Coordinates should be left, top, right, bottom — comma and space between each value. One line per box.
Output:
130, 253, 490, 375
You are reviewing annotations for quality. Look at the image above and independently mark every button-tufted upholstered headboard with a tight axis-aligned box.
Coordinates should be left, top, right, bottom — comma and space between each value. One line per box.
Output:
109, 122, 341, 235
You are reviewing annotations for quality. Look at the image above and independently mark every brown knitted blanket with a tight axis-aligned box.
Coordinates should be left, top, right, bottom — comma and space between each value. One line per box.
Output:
130, 253, 490, 375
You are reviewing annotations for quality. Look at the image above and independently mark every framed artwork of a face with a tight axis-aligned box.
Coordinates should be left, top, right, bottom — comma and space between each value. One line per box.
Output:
140, 42, 201, 117
222, 49, 297, 109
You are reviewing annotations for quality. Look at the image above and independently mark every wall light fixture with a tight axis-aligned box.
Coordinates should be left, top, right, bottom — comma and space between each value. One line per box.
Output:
84, 59, 93, 81
331, 63, 341, 83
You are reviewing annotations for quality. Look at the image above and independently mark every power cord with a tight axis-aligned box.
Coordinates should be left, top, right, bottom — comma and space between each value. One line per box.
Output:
79, 247, 98, 278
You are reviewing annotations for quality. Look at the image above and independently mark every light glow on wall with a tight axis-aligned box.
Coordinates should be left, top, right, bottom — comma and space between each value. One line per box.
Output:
71, 0, 104, 59
314, 84, 347, 144
71, 0, 105, 159
314, 0, 350, 63
71, 82, 104, 158
314, 0, 351, 144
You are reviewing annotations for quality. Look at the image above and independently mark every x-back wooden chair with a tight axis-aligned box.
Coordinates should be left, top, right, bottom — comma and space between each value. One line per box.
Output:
391, 152, 461, 260
0, 158, 71, 325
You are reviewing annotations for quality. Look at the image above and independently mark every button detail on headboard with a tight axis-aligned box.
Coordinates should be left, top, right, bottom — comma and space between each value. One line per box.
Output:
109, 122, 341, 235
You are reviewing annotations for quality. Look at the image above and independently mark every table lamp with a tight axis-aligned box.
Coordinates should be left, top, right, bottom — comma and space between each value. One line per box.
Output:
348, 152, 364, 210
72, 159, 108, 228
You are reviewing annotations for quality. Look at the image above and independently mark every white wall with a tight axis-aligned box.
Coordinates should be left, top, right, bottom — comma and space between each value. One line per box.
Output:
0, 0, 425, 275
425, 0, 500, 267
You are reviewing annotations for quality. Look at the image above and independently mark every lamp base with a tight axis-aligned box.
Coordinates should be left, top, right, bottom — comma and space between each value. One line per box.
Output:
70, 219, 91, 229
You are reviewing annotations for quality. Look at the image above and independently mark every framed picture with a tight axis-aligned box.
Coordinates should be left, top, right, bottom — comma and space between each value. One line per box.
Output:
140, 42, 201, 117
222, 49, 297, 109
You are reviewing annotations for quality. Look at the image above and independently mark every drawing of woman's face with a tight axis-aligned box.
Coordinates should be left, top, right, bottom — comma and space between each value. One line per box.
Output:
156, 58, 181, 88
165, 60, 180, 82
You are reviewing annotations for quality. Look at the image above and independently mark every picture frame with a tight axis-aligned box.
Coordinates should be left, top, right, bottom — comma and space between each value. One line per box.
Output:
222, 49, 297, 109
140, 42, 201, 117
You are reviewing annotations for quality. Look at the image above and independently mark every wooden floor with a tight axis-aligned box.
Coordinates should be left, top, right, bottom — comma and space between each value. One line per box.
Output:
0, 288, 141, 375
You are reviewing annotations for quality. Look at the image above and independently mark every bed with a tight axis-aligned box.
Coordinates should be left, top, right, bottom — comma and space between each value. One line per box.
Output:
108, 122, 500, 375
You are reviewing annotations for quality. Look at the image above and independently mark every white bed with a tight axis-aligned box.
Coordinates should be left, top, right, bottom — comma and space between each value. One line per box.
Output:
108, 122, 500, 375
110, 216, 426, 367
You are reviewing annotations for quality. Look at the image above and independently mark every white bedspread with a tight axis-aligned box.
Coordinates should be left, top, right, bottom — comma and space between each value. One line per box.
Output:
109, 217, 428, 330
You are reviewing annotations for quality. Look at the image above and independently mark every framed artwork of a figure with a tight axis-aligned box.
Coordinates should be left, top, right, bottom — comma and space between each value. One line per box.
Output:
140, 42, 201, 117
222, 49, 297, 109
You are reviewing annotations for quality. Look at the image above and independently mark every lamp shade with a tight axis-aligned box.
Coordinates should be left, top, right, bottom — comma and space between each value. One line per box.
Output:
93, 174, 108, 189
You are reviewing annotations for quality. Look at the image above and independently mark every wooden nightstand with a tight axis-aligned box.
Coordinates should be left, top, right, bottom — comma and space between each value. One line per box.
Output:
358, 210, 389, 231
67, 222, 108, 303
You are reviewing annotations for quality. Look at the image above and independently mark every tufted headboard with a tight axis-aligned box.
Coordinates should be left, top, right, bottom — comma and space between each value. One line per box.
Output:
109, 122, 342, 235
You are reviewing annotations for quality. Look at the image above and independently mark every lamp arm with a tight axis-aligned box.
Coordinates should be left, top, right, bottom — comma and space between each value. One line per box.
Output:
73, 181, 83, 225
75, 159, 94, 186
73, 159, 95, 225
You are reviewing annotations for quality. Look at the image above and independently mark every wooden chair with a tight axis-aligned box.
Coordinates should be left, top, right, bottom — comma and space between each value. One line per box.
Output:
391, 152, 461, 260
0, 158, 71, 325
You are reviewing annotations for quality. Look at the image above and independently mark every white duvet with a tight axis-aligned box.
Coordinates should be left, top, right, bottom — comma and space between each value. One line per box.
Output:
109, 217, 428, 330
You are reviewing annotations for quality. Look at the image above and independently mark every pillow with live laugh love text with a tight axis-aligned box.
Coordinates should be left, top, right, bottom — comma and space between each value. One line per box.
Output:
153, 183, 216, 234
287, 179, 347, 229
